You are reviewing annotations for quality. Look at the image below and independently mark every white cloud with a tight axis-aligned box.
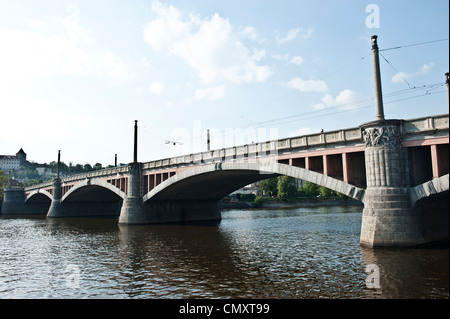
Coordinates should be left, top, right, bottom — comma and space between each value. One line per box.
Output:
391, 62, 435, 83
195, 85, 226, 101
143, 0, 271, 84
421, 62, 435, 74
290, 127, 313, 137
290, 56, 305, 66
240, 26, 260, 42
284, 77, 328, 92
149, 82, 165, 95
141, 56, 152, 68
272, 54, 304, 66
276, 27, 313, 43
0, 4, 131, 84
312, 89, 365, 110
276, 28, 300, 43
165, 100, 174, 108
391, 72, 412, 83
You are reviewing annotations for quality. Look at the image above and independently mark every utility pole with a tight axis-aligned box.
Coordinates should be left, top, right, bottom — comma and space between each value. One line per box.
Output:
57, 150, 61, 179
115, 154, 117, 167
133, 120, 138, 163
207, 129, 211, 151
446, 72, 449, 110
371, 35, 385, 121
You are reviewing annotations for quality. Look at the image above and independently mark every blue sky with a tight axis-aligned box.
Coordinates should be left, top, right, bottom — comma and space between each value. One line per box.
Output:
1, 0, 448, 166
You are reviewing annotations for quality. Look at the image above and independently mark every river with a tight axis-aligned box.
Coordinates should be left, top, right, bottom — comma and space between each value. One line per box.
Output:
0, 206, 448, 299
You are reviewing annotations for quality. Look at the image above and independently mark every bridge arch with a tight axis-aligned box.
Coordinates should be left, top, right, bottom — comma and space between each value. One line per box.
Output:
409, 174, 449, 206
25, 189, 53, 204
143, 162, 365, 203
61, 179, 127, 203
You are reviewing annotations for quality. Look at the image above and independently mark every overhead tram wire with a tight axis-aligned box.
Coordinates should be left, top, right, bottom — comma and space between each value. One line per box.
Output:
146, 38, 448, 156
379, 38, 449, 52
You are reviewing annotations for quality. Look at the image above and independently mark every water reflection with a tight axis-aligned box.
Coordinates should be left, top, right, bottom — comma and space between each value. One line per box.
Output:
0, 206, 448, 299
360, 244, 449, 299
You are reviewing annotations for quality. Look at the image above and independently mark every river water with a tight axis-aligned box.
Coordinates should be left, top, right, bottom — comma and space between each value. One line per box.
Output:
0, 206, 448, 299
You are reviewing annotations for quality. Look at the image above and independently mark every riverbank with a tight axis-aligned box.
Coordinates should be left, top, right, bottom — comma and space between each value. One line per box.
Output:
221, 198, 363, 210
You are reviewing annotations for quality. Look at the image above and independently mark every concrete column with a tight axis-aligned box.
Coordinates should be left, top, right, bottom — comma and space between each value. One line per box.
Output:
342, 153, 352, 183
430, 144, 442, 178
360, 120, 428, 247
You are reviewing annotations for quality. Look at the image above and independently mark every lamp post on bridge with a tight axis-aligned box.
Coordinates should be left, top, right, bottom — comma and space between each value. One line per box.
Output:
134, 120, 138, 164
446, 72, 449, 110
371, 35, 385, 121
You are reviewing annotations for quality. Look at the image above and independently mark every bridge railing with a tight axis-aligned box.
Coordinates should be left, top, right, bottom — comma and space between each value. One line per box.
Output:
25, 114, 448, 192
25, 165, 130, 192
140, 114, 448, 172
141, 126, 364, 171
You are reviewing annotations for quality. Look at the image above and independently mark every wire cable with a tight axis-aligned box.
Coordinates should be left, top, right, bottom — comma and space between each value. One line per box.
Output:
380, 38, 449, 52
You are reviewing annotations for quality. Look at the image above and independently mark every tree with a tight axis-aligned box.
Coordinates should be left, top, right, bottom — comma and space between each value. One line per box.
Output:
259, 177, 278, 197
0, 170, 8, 201
301, 181, 320, 197
319, 186, 334, 198
277, 176, 298, 201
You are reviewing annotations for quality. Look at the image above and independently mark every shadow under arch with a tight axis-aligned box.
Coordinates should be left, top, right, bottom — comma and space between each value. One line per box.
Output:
137, 162, 365, 225
143, 162, 365, 204
55, 180, 126, 218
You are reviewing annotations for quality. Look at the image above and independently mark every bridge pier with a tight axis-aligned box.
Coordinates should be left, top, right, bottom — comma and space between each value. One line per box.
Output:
118, 162, 146, 224
360, 120, 428, 247
1, 187, 26, 215
46, 178, 64, 218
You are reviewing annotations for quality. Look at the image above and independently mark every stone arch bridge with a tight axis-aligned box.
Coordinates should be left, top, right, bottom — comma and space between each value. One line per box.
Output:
2, 114, 449, 247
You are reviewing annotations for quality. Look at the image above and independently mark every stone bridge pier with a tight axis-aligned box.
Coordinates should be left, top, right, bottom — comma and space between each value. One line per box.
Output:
360, 120, 418, 246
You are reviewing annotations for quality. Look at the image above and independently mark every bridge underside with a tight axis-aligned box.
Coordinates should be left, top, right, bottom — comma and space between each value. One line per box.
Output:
412, 190, 449, 245
150, 169, 278, 202
48, 185, 123, 218
121, 169, 279, 225
24, 193, 52, 215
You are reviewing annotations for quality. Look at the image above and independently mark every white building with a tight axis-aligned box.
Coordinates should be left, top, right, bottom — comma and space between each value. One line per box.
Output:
0, 155, 20, 171
0, 149, 27, 171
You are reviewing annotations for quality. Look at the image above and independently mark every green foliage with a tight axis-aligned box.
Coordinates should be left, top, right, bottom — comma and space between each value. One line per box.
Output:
24, 179, 44, 187
300, 181, 319, 197
259, 177, 278, 196
319, 186, 334, 197
277, 176, 298, 201
0, 170, 8, 201
254, 195, 264, 207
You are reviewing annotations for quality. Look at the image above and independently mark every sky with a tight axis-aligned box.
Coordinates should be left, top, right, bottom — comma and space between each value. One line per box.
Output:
0, 0, 448, 167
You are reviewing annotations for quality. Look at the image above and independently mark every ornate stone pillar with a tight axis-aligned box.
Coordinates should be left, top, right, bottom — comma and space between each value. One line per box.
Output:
360, 120, 426, 247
